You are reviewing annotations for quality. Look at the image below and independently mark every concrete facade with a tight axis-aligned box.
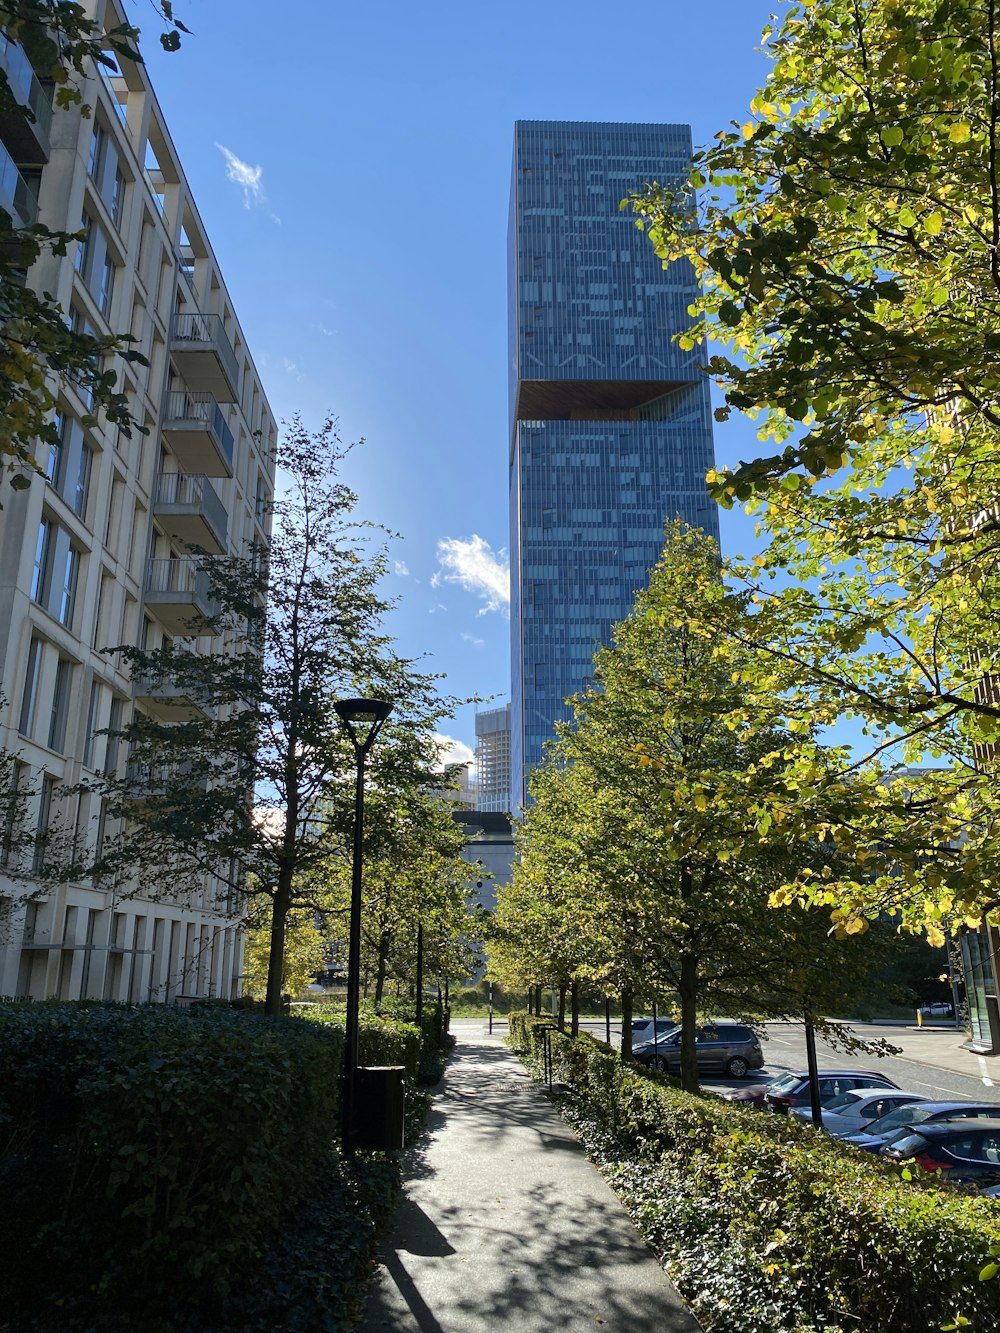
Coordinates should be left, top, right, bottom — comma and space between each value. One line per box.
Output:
0, 1, 276, 1002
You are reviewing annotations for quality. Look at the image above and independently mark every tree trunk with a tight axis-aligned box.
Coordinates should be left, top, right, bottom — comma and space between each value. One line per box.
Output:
620, 987, 633, 1058
373, 927, 391, 1007
264, 868, 293, 1016
678, 952, 699, 1093
570, 979, 579, 1037
558, 983, 567, 1031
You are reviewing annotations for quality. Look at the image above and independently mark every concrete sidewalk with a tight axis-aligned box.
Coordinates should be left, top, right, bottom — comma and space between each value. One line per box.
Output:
357, 1034, 701, 1333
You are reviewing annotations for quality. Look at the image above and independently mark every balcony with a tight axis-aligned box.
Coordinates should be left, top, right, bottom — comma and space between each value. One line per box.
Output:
161, 391, 235, 478
144, 558, 220, 636
153, 472, 228, 554
133, 673, 215, 722
169, 312, 239, 402
0, 34, 52, 164
0, 140, 37, 229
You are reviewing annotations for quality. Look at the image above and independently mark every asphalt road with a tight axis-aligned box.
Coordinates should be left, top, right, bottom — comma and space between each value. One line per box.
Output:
457, 1017, 1000, 1106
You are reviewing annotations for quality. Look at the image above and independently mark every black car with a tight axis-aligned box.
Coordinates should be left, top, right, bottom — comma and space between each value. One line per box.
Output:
763, 1069, 899, 1114
881, 1117, 1000, 1185
632, 1023, 764, 1077
842, 1100, 1000, 1152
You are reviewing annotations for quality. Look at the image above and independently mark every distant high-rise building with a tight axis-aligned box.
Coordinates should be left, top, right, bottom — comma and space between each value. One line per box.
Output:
508, 120, 719, 806
475, 703, 512, 813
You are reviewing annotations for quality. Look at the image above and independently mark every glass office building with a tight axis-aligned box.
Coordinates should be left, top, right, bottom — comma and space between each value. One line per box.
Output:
509, 121, 719, 807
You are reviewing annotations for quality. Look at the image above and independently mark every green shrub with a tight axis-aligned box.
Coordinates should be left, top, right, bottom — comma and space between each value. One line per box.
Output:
528, 1027, 1000, 1331
0, 1003, 342, 1325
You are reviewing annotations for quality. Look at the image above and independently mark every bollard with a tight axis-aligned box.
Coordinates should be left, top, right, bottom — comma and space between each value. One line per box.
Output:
917, 1008, 923, 1027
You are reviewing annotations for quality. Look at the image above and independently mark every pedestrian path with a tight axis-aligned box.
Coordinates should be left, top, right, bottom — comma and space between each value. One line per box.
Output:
357, 1032, 702, 1333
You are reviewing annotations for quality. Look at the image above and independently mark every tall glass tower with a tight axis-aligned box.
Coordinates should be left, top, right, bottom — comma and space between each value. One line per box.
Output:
509, 120, 719, 808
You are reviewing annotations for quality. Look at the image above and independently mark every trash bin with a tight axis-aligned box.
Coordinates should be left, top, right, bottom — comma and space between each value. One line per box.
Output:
354, 1065, 405, 1151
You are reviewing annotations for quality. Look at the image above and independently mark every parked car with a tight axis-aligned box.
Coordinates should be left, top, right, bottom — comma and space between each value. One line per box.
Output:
919, 1002, 954, 1017
881, 1118, 1000, 1185
630, 1017, 680, 1046
790, 1089, 928, 1136
632, 1023, 764, 1077
764, 1069, 900, 1115
841, 1100, 1000, 1152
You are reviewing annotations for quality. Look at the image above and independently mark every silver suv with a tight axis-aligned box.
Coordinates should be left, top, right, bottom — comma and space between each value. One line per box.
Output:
632, 1023, 764, 1078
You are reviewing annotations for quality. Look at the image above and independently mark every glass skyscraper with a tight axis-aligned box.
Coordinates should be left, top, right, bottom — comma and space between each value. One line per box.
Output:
509, 120, 719, 807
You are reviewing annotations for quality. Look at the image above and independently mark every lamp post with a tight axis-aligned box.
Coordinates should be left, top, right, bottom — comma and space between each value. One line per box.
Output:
334, 695, 393, 1153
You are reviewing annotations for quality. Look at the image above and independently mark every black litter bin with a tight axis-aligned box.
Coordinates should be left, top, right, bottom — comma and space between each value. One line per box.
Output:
354, 1065, 405, 1150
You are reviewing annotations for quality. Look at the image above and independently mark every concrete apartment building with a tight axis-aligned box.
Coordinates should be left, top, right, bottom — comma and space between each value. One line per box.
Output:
0, 1, 277, 1002
474, 703, 512, 814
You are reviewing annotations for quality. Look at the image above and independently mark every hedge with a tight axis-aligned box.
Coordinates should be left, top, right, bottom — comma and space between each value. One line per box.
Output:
510, 1015, 1000, 1331
0, 1002, 414, 1328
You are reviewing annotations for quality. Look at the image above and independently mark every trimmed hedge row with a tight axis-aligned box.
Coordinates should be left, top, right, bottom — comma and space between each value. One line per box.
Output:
510, 1014, 1000, 1331
0, 1003, 413, 1328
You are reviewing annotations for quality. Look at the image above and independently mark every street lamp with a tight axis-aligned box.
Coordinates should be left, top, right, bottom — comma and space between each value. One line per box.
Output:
335, 695, 393, 1153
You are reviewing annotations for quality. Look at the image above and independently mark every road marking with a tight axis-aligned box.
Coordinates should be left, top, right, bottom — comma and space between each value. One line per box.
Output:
979, 1056, 995, 1087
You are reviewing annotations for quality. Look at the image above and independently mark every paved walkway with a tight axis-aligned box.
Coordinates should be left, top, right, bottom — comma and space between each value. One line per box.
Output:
357, 1034, 701, 1333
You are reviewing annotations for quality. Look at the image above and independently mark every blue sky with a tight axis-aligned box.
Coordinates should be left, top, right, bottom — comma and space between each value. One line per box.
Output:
137, 0, 780, 766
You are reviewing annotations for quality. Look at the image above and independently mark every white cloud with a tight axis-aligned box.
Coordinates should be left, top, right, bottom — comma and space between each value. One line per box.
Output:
429, 601, 447, 614
461, 632, 485, 648
435, 535, 510, 616
216, 143, 266, 209
394, 560, 410, 577
432, 733, 475, 772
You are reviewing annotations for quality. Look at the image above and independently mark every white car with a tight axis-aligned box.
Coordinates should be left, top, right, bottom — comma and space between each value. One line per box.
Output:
919, 1002, 954, 1017
791, 1088, 929, 1136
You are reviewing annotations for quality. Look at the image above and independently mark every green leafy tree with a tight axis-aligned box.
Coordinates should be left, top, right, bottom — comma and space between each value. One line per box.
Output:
498, 527, 897, 1089
242, 903, 327, 1001
72, 416, 461, 1015
0, 3, 187, 488
628, 0, 1000, 935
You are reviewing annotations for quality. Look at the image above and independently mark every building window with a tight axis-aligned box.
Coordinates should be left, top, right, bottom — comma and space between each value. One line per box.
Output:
32, 517, 80, 627
48, 658, 72, 752
87, 123, 106, 180
111, 169, 126, 228
74, 213, 92, 275
82, 679, 102, 768
19, 636, 43, 738
33, 774, 56, 873
104, 696, 124, 776
97, 254, 115, 317
0, 761, 28, 868
47, 412, 93, 518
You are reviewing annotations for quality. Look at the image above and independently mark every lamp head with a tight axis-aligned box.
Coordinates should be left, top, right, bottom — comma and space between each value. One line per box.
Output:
334, 697, 393, 754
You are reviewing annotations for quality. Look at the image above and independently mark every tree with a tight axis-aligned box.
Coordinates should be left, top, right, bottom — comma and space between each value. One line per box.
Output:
242, 904, 327, 1002
628, 0, 1000, 934
74, 416, 463, 1014
0, 2, 187, 488
497, 526, 896, 1089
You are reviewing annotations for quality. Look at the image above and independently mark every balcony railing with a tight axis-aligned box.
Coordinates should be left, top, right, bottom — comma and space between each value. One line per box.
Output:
0, 34, 52, 162
144, 557, 220, 635
161, 390, 235, 477
170, 312, 239, 402
153, 472, 228, 553
0, 140, 37, 228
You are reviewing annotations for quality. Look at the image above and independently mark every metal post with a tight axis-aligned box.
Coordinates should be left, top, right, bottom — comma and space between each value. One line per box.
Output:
415, 921, 424, 1029
653, 999, 659, 1064
804, 1017, 822, 1127
489, 981, 493, 1034
605, 996, 611, 1046
342, 748, 365, 1154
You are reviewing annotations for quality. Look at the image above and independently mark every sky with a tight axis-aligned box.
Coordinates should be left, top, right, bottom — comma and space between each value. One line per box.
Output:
134, 0, 781, 768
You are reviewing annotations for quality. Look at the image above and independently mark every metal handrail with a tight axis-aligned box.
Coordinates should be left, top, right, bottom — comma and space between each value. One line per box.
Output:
162, 390, 235, 468
153, 472, 227, 540
170, 312, 239, 392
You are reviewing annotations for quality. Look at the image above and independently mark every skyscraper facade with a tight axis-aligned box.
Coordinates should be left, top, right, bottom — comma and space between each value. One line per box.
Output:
509, 120, 719, 807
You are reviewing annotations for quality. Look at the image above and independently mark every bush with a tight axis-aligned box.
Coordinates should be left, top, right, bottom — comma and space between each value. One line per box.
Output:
0, 1003, 343, 1326
523, 1026, 1000, 1331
